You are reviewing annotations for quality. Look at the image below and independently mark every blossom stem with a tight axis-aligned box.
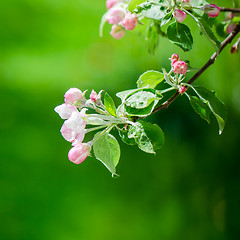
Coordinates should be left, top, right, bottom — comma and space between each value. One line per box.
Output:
149, 23, 240, 116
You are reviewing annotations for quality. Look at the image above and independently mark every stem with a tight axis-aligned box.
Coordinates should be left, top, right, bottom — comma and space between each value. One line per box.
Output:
220, 7, 240, 13
149, 23, 240, 115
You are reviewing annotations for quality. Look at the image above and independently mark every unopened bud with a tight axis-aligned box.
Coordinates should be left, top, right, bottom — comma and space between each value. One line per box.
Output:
110, 24, 125, 39
170, 53, 180, 65
173, 61, 188, 74
64, 88, 83, 105
231, 38, 240, 54
226, 23, 236, 34
68, 143, 91, 164
179, 86, 187, 94
106, 7, 125, 25
122, 13, 138, 30
203, 4, 220, 18
173, 9, 187, 23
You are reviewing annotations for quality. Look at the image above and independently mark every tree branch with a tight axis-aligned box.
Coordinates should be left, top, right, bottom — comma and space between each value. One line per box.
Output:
151, 23, 240, 115
220, 7, 240, 13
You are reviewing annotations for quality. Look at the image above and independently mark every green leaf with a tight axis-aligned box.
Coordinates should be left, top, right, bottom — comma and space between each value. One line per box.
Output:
128, 0, 146, 12
125, 91, 157, 109
160, 11, 173, 27
191, 0, 209, 16
197, 18, 221, 52
215, 23, 228, 38
93, 133, 120, 176
145, 24, 159, 55
193, 86, 227, 134
128, 121, 165, 153
116, 89, 139, 101
137, 70, 164, 88
167, 22, 193, 51
189, 95, 211, 124
141, 5, 167, 21
104, 92, 117, 117
118, 128, 136, 145
125, 101, 157, 117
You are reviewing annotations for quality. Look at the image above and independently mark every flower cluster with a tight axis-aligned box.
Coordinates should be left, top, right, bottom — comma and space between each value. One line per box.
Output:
106, 0, 138, 39
54, 88, 104, 164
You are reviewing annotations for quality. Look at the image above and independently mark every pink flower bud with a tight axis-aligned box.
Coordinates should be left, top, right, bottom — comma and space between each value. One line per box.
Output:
173, 9, 187, 22
54, 103, 78, 119
203, 4, 220, 18
106, 0, 119, 10
183, 0, 189, 2
107, 8, 125, 25
122, 13, 138, 31
64, 88, 83, 105
110, 24, 125, 39
170, 53, 180, 65
173, 61, 188, 74
226, 23, 236, 34
90, 90, 100, 102
179, 86, 187, 94
68, 143, 91, 164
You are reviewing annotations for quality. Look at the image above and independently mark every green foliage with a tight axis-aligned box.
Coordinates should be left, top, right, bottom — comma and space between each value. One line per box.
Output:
191, 86, 227, 134
189, 95, 211, 123
104, 92, 117, 117
137, 70, 164, 88
167, 22, 193, 52
128, 120, 165, 154
128, 0, 146, 12
93, 132, 120, 175
145, 24, 160, 55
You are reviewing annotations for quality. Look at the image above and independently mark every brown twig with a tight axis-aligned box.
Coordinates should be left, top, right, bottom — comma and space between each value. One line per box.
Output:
150, 23, 240, 115
220, 7, 240, 13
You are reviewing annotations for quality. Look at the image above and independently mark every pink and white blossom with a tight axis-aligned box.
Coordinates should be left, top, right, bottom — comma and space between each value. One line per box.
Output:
107, 7, 125, 25
64, 88, 83, 105
203, 4, 220, 18
60, 123, 85, 145
110, 24, 125, 39
54, 103, 78, 119
64, 109, 87, 133
68, 143, 91, 164
122, 13, 138, 31
173, 61, 188, 74
173, 9, 187, 23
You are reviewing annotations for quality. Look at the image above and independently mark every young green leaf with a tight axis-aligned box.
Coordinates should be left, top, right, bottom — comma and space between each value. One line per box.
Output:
167, 22, 193, 51
104, 92, 117, 117
116, 89, 139, 101
125, 101, 157, 117
189, 95, 211, 123
193, 86, 227, 134
128, 121, 165, 153
93, 133, 120, 176
118, 128, 136, 145
137, 70, 164, 88
160, 11, 173, 27
145, 24, 159, 55
141, 5, 167, 20
128, 0, 147, 12
125, 91, 157, 109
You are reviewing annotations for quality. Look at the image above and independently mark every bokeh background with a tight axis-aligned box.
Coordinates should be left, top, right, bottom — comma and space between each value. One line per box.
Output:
0, 0, 240, 239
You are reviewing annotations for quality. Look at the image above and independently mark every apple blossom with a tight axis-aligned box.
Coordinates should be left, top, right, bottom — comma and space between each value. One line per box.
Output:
170, 54, 179, 65
226, 23, 236, 34
173, 61, 188, 74
54, 103, 78, 119
64, 88, 83, 105
110, 24, 125, 39
173, 9, 187, 23
107, 7, 125, 25
203, 4, 220, 18
122, 13, 138, 31
68, 143, 91, 164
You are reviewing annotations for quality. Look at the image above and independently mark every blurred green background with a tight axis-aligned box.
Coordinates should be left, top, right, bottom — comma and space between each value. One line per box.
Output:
0, 0, 240, 239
